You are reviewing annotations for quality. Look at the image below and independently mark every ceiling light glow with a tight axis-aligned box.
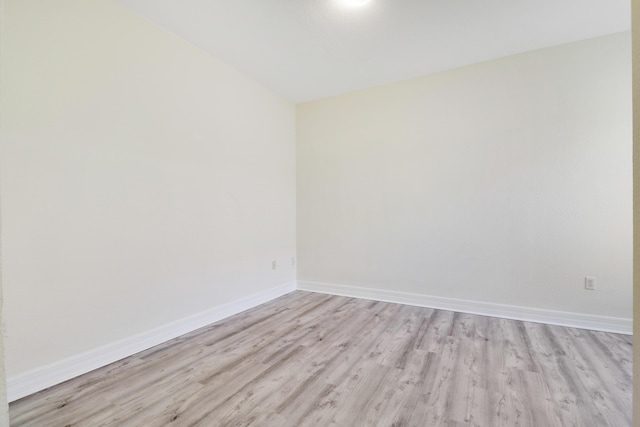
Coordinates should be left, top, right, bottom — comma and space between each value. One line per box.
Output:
341, 0, 371, 7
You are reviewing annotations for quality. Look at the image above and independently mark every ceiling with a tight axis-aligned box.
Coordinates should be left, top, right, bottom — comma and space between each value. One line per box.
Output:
114, 0, 630, 103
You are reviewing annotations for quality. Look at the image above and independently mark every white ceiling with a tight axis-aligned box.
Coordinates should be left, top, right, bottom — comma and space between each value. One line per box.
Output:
114, 0, 630, 103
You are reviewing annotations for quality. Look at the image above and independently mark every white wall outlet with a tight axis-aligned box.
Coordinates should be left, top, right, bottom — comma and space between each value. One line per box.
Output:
291, 257, 296, 266
585, 276, 596, 290
272, 260, 277, 270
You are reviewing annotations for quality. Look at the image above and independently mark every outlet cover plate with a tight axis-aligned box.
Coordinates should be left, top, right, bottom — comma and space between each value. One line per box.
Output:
585, 276, 596, 290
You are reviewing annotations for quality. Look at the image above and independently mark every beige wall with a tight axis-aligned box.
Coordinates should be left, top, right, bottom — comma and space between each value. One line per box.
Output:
0, 226, 7, 426
632, 0, 639, 424
0, 0, 296, 380
298, 32, 632, 318
0, 248, 7, 425
0, 0, 10, 423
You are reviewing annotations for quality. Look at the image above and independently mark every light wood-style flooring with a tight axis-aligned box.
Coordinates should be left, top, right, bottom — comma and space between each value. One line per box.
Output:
9, 291, 632, 426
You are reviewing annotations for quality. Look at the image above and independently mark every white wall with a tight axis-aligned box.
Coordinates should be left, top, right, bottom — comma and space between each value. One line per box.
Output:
0, 222, 7, 425
632, 0, 640, 420
297, 32, 632, 319
0, 1, 12, 420
0, 0, 296, 380
0, 0, 8, 415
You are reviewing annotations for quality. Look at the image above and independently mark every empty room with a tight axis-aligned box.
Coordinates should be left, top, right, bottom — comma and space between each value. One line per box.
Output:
0, 0, 636, 426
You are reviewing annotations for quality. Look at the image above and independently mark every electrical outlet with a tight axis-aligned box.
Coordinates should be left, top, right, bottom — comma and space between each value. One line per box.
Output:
585, 276, 596, 291
291, 257, 296, 266
272, 260, 277, 270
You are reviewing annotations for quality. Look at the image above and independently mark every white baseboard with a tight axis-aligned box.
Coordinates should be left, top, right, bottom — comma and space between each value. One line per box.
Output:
7, 281, 296, 403
297, 280, 632, 335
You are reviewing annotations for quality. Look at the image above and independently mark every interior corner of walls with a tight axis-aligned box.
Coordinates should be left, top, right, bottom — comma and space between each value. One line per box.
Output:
6, 281, 296, 403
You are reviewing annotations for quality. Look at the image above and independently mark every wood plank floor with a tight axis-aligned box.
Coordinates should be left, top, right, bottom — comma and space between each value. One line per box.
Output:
9, 291, 632, 426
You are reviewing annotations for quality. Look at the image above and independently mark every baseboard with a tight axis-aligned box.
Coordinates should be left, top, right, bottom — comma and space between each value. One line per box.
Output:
7, 281, 296, 403
297, 280, 632, 335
